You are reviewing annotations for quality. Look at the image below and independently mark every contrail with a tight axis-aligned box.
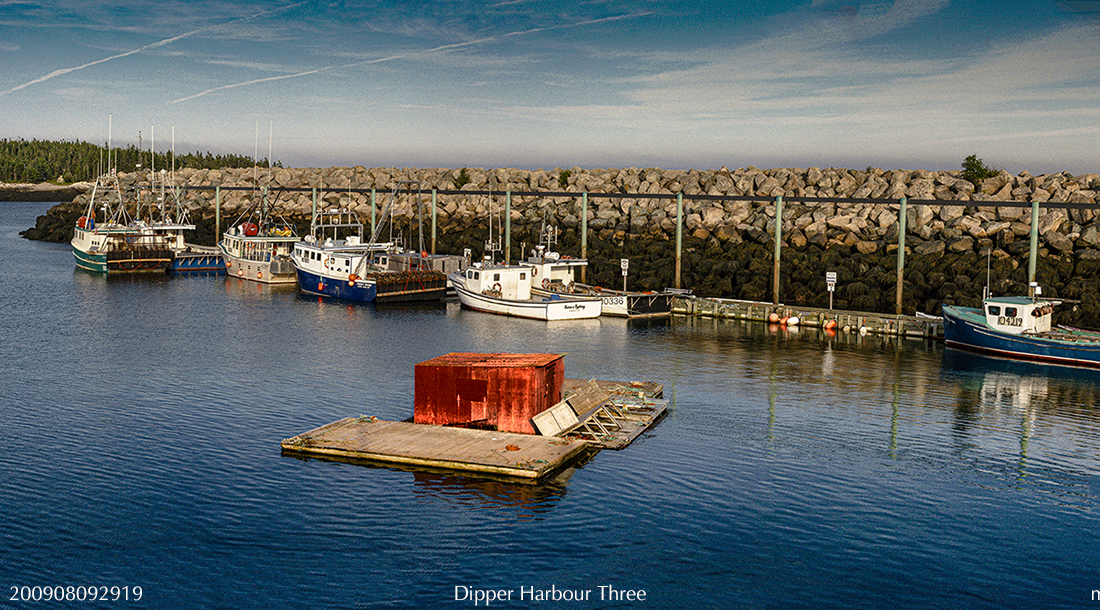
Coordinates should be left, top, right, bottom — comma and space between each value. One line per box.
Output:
169, 13, 650, 104
0, 1, 308, 97
170, 32, 523, 104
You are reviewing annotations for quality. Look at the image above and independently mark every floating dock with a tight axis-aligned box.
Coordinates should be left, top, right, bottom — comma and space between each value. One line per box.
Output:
281, 417, 590, 480
281, 376, 667, 479
170, 244, 225, 273
672, 296, 943, 338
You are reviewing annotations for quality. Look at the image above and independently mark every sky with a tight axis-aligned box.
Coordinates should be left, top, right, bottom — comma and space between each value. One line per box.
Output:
2, 0, 1100, 174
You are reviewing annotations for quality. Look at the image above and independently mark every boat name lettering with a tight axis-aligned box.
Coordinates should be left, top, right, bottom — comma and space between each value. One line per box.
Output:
998, 316, 1023, 327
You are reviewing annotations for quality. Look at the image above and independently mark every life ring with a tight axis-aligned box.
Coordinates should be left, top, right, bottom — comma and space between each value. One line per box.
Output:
324, 257, 332, 270
542, 278, 550, 289
492, 282, 502, 292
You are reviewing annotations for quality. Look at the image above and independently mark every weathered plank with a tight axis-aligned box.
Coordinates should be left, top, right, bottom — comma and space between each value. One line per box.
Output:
281, 417, 588, 479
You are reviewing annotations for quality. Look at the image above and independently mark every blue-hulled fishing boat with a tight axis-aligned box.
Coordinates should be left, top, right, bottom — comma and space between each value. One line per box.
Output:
290, 206, 449, 303
942, 295, 1100, 368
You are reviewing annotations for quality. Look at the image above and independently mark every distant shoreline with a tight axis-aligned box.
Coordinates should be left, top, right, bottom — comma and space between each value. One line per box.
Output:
0, 182, 92, 202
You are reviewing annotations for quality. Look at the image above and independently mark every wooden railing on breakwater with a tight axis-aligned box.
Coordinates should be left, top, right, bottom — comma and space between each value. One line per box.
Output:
190, 184, 1099, 315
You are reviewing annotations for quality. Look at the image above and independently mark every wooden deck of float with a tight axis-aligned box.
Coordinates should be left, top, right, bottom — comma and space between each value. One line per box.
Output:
281, 417, 590, 480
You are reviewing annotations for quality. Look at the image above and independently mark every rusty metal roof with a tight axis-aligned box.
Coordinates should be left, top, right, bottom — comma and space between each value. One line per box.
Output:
416, 352, 564, 368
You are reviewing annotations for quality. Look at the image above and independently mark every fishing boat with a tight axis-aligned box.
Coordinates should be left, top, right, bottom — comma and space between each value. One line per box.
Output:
521, 224, 673, 318
219, 189, 298, 284
450, 262, 602, 320
291, 205, 449, 303
71, 172, 193, 274
941, 295, 1100, 368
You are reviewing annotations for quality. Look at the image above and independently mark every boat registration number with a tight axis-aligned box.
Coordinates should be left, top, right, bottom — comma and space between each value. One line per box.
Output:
603, 297, 625, 306
998, 316, 1023, 327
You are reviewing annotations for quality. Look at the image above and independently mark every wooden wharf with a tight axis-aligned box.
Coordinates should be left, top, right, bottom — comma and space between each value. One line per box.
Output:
281, 417, 590, 480
672, 296, 943, 338
281, 377, 668, 479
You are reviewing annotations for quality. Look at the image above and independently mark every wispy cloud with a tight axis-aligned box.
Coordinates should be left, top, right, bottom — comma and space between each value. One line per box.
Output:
169, 11, 651, 104
0, 1, 307, 97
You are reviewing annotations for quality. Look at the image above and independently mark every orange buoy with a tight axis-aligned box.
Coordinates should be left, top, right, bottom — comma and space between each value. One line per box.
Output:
317, 282, 324, 291
226, 260, 232, 267
421, 250, 428, 258
237, 269, 244, 277
824, 320, 837, 330
257, 271, 263, 279
768, 312, 780, 323
780, 316, 789, 325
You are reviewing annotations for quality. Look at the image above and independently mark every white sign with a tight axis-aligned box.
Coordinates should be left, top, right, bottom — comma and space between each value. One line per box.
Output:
621, 258, 629, 276
826, 271, 837, 292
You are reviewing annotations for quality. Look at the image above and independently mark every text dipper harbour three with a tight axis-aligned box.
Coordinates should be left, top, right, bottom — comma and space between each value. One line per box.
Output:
454, 584, 647, 605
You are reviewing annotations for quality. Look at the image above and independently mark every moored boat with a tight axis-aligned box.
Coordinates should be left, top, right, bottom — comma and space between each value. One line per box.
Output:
942, 295, 1100, 368
219, 191, 299, 284
290, 207, 448, 303
71, 173, 190, 274
450, 263, 602, 321
520, 225, 673, 318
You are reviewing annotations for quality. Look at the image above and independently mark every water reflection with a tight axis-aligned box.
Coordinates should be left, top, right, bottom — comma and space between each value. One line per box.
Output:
281, 451, 581, 518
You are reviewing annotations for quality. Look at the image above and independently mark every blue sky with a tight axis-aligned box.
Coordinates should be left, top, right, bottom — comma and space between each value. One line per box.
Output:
1, 0, 1099, 174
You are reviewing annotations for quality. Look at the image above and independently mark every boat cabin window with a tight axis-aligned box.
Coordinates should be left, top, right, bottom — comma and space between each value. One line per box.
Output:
987, 305, 1000, 316
520, 273, 526, 280
1005, 307, 1018, 317
493, 273, 500, 282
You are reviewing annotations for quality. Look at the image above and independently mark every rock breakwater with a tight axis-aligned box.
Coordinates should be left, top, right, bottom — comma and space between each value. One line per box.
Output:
22, 165, 1100, 326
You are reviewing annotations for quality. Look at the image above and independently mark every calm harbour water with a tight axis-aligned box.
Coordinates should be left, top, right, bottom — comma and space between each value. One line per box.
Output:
2, 200, 1099, 609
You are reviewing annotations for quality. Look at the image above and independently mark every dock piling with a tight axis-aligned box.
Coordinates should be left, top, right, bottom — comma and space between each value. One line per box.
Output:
896, 197, 907, 315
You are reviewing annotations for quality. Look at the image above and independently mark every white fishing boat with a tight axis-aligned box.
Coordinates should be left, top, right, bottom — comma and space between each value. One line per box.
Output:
521, 224, 673, 318
219, 190, 298, 284
71, 172, 193, 274
450, 262, 602, 321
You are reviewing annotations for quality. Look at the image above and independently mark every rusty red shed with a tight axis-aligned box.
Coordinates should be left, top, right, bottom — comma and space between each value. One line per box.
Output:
413, 353, 565, 434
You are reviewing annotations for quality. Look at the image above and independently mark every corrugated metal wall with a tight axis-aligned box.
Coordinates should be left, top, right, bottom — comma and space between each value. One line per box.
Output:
413, 353, 564, 434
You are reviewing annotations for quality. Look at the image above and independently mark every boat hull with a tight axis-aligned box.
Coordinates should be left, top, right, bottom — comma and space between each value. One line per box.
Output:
295, 267, 377, 302
222, 252, 297, 284
942, 304, 1100, 368
72, 244, 172, 274
454, 279, 601, 321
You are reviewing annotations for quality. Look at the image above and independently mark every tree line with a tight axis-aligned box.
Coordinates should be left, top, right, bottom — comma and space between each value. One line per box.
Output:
0, 138, 281, 184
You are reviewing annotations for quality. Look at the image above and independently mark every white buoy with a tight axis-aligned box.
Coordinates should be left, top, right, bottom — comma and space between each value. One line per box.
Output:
787, 316, 800, 326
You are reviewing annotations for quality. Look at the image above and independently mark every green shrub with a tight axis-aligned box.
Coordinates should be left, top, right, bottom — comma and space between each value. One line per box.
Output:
558, 169, 571, 189
960, 154, 997, 186
455, 167, 471, 188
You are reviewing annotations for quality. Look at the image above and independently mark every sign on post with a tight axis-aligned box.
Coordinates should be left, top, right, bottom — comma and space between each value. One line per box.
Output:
826, 271, 837, 310
621, 258, 629, 291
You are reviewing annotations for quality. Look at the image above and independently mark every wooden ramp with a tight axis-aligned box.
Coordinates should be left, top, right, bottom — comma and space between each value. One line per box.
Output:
533, 379, 669, 450
281, 417, 589, 480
